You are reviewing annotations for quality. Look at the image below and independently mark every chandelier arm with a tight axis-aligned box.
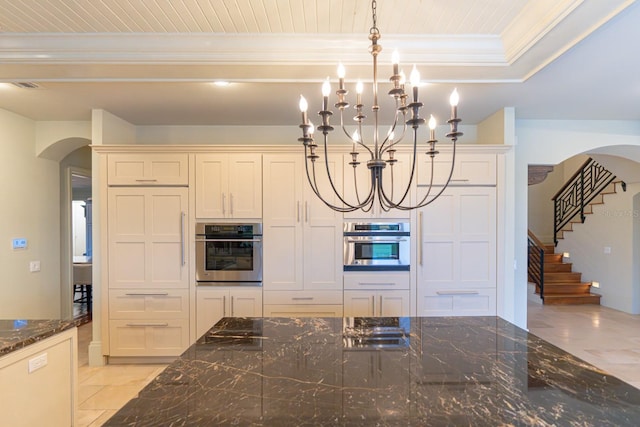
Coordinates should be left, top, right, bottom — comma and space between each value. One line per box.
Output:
380, 114, 408, 155
378, 108, 402, 153
340, 109, 374, 157
304, 149, 361, 213
379, 125, 419, 209
319, 133, 367, 210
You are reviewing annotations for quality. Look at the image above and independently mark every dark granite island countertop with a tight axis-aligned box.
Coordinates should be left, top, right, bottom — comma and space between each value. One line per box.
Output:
105, 316, 640, 426
0, 318, 77, 356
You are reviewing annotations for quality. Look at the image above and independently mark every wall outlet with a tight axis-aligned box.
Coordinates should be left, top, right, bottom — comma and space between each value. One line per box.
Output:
28, 353, 48, 373
604, 246, 612, 254
29, 261, 41, 272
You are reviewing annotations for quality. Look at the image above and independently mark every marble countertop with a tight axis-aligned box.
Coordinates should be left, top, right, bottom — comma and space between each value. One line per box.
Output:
0, 319, 77, 357
105, 316, 640, 426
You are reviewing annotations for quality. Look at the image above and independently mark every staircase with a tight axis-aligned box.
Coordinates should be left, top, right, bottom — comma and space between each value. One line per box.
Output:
541, 245, 601, 305
528, 231, 601, 305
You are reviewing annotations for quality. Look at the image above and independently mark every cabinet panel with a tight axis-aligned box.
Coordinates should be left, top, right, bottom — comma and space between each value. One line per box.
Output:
108, 153, 188, 186
109, 289, 189, 319
417, 152, 496, 186
195, 154, 262, 219
109, 319, 189, 357
344, 290, 410, 317
108, 187, 188, 289
196, 287, 263, 339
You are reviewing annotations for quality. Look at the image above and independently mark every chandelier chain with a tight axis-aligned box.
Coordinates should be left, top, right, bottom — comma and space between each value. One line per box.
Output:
370, 0, 379, 36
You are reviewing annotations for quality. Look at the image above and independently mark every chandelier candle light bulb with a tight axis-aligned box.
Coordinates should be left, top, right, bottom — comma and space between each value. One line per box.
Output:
297, 0, 462, 212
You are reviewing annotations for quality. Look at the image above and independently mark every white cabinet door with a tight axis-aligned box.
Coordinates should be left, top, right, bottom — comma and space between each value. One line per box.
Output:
343, 152, 412, 219
107, 153, 189, 186
196, 288, 227, 339
108, 187, 188, 289
344, 290, 410, 317
195, 154, 227, 218
303, 154, 343, 290
417, 151, 496, 186
195, 153, 262, 219
417, 186, 497, 316
228, 154, 262, 218
262, 155, 304, 290
196, 287, 262, 339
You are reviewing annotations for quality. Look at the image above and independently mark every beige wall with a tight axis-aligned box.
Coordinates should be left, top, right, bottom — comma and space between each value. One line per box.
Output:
527, 164, 565, 244
0, 109, 62, 318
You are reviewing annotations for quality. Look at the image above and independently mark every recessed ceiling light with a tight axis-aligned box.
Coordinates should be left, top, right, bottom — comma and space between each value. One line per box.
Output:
212, 81, 231, 87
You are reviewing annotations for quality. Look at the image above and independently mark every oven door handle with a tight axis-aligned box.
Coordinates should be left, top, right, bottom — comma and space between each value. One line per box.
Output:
195, 238, 262, 243
345, 238, 407, 243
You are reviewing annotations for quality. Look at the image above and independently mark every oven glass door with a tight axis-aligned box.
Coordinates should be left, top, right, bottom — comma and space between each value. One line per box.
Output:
197, 239, 262, 282
344, 236, 409, 271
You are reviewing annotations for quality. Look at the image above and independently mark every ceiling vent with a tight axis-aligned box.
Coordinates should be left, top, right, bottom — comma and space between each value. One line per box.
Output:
12, 82, 41, 89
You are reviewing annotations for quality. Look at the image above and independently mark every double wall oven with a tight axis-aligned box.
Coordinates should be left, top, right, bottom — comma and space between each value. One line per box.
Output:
195, 223, 263, 285
343, 222, 410, 271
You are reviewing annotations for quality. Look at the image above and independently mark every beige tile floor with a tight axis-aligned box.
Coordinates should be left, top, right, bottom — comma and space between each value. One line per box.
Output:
528, 300, 640, 390
76, 323, 168, 427
74, 303, 640, 425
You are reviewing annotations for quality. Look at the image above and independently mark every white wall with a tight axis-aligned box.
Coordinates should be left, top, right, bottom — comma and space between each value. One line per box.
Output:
0, 109, 62, 318
556, 183, 639, 314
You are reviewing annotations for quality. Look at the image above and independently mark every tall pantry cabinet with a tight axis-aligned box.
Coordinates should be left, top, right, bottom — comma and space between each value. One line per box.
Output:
262, 153, 344, 316
104, 153, 190, 358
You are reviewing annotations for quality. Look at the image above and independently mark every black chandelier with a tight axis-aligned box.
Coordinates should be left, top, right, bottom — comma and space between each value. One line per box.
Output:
297, 0, 462, 213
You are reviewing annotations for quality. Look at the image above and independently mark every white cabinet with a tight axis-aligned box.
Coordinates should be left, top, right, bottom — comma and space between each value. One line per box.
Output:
416, 186, 497, 316
343, 152, 412, 219
0, 328, 77, 427
344, 290, 410, 317
262, 154, 343, 291
107, 187, 188, 290
343, 272, 411, 316
195, 153, 262, 219
196, 287, 263, 339
107, 153, 188, 186
417, 151, 496, 186
106, 185, 190, 357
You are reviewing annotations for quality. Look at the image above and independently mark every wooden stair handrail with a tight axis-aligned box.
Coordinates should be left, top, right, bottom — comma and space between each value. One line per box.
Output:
527, 229, 546, 250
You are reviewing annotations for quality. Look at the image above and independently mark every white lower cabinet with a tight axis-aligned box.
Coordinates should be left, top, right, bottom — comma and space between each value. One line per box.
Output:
0, 328, 77, 427
343, 272, 411, 317
344, 290, 410, 317
196, 287, 263, 339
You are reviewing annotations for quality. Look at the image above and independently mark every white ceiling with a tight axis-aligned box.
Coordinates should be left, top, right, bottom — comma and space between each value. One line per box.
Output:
0, 0, 639, 126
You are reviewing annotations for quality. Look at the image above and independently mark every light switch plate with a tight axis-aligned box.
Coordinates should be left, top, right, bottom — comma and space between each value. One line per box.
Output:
29, 261, 41, 272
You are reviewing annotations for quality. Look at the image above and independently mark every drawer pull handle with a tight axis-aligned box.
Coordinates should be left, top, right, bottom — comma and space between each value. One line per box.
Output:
436, 290, 480, 295
292, 297, 314, 301
359, 282, 395, 286
124, 293, 170, 296
450, 179, 470, 182
134, 179, 158, 182
125, 323, 169, 327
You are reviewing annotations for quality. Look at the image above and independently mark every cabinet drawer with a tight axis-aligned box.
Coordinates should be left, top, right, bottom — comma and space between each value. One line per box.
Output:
109, 289, 189, 319
418, 152, 496, 186
263, 290, 343, 305
108, 153, 188, 186
109, 319, 189, 357
344, 273, 410, 290
417, 288, 496, 316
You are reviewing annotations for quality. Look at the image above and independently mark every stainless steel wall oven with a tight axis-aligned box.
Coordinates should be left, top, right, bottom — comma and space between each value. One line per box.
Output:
195, 223, 262, 284
343, 222, 410, 271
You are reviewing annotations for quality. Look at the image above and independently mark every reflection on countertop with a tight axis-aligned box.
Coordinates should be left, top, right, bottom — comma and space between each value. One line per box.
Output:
105, 316, 640, 426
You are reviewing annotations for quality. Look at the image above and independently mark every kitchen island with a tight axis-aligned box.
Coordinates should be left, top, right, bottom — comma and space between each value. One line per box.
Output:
0, 319, 78, 426
105, 316, 640, 426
